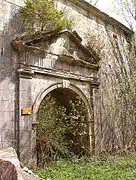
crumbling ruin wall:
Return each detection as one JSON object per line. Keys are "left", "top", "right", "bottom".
{"left": 0, "top": 0, "right": 25, "bottom": 150}
{"left": 0, "top": 0, "right": 133, "bottom": 165}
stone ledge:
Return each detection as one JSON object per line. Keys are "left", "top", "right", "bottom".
{"left": 59, "top": 55, "right": 99, "bottom": 70}
{"left": 19, "top": 66, "right": 99, "bottom": 85}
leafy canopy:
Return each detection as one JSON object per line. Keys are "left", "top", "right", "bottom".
{"left": 20, "top": 0, "right": 72, "bottom": 34}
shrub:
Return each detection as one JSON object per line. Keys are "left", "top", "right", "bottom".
{"left": 36, "top": 93, "right": 89, "bottom": 167}
{"left": 20, "top": 0, "right": 72, "bottom": 34}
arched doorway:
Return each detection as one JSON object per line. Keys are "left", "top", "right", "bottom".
{"left": 32, "top": 82, "right": 92, "bottom": 167}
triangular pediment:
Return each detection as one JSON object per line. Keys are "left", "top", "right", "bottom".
{"left": 44, "top": 31, "right": 100, "bottom": 64}
{"left": 11, "top": 30, "right": 100, "bottom": 66}
{"left": 12, "top": 30, "right": 100, "bottom": 82}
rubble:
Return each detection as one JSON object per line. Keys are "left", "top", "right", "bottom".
{"left": 0, "top": 147, "right": 42, "bottom": 180}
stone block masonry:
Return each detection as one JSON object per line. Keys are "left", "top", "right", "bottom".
{"left": 0, "top": 0, "right": 133, "bottom": 166}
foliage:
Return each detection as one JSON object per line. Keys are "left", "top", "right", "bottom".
{"left": 20, "top": 0, "right": 73, "bottom": 34}
{"left": 106, "top": 3, "right": 136, "bottom": 152}
{"left": 37, "top": 94, "right": 68, "bottom": 167}
{"left": 35, "top": 154, "right": 136, "bottom": 180}
{"left": 86, "top": 20, "right": 136, "bottom": 152}
{"left": 86, "top": 31, "right": 107, "bottom": 56}
{"left": 36, "top": 92, "right": 89, "bottom": 168}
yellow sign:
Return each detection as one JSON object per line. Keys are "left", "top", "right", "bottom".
{"left": 22, "top": 108, "right": 31, "bottom": 115}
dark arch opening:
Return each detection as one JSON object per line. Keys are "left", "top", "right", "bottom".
{"left": 36, "top": 87, "right": 90, "bottom": 167}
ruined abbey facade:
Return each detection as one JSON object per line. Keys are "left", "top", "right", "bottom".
{"left": 0, "top": 0, "right": 134, "bottom": 166}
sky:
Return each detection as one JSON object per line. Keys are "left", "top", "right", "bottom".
{"left": 86, "top": 0, "right": 128, "bottom": 27}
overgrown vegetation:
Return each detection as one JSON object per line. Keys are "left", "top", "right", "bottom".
{"left": 86, "top": 24, "right": 136, "bottom": 152}
{"left": 20, "top": 0, "right": 73, "bottom": 34}
{"left": 86, "top": 31, "right": 107, "bottom": 56}
{"left": 19, "top": 0, "right": 136, "bottom": 167}
{"left": 37, "top": 91, "right": 89, "bottom": 168}
{"left": 35, "top": 154, "right": 136, "bottom": 180}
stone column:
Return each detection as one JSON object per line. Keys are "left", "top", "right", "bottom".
{"left": 89, "top": 82, "right": 99, "bottom": 154}
{"left": 18, "top": 69, "right": 34, "bottom": 166}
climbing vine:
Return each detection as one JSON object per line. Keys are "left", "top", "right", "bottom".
{"left": 86, "top": 29, "right": 136, "bottom": 152}
{"left": 86, "top": 31, "right": 107, "bottom": 56}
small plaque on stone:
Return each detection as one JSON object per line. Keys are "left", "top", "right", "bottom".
{"left": 22, "top": 108, "right": 31, "bottom": 115}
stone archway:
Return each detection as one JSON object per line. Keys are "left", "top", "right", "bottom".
{"left": 31, "top": 81, "right": 93, "bottom": 166}
{"left": 33, "top": 82, "right": 92, "bottom": 124}
{"left": 12, "top": 29, "right": 99, "bottom": 167}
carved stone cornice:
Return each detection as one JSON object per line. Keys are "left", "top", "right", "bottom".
{"left": 59, "top": 55, "right": 99, "bottom": 70}
{"left": 18, "top": 68, "right": 34, "bottom": 79}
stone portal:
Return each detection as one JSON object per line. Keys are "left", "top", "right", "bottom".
{"left": 12, "top": 30, "right": 100, "bottom": 167}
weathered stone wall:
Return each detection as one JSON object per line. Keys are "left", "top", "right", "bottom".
{"left": 56, "top": 0, "right": 133, "bottom": 152}
{"left": 0, "top": 0, "right": 25, "bottom": 149}
{"left": 0, "top": 0, "right": 132, "bottom": 165}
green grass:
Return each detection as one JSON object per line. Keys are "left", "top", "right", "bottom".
{"left": 35, "top": 155, "right": 136, "bottom": 180}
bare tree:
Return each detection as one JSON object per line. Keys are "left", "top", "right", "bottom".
{"left": 89, "top": 0, "right": 99, "bottom": 6}
{"left": 114, "top": 0, "right": 136, "bottom": 30}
